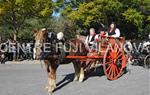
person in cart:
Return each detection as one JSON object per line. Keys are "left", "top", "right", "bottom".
{"left": 106, "top": 22, "right": 121, "bottom": 37}
{"left": 85, "top": 26, "right": 106, "bottom": 52}
{"left": 95, "top": 23, "right": 106, "bottom": 40}
{"left": 85, "top": 28, "right": 97, "bottom": 51}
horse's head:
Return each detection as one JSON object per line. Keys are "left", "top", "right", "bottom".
{"left": 33, "top": 28, "right": 48, "bottom": 59}
{"left": 33, "top": 28, "right": 64, "bottom": 59}
{"left": 33, "top": 28, "right": 48, "bottom": 46}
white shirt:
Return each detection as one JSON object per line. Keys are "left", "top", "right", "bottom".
{"left": 149, "top": 34, "right": 150, "bottom": 39}
{"left": 105, "top": 28, "right": 120, "bottom": 37}
{"left": 85, "top": 35, "right": 96, "bottom": 45}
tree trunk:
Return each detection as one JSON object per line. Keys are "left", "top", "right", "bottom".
{"left": 0, "top": 36, "right": 2, "bottom": 42}
{"left": 13, "top": 30, "right": 17, "bottom": 41}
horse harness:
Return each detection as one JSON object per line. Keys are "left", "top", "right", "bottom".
{"left": 40, "top": 31, "right": 66, "bottom": 65}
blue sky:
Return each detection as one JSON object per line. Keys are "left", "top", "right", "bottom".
{"left": 52, "top": 0, "right": 61, "bottom": 17}
{"left": 52, "top": 0, "right": 57, "bottom": 2}
{"left": 52, "top": 10, "right": 60, "bottom": 17}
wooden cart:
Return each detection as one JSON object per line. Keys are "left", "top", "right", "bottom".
{"left": 66, "top": 36, "right": 127, "bottom": 80}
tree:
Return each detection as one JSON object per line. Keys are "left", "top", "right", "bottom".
{"left": 16, "top": 17, "right": 54, "bottom": 41}
{"left": 61, "top": 0, "right": 123, "bottom": 29}
{"left": 120, "top": 0, "right": 150, "bottom": 39}
{"left": 52, "top": 16, "right": 77, "bottom": 40}
{"left": 58, "top": 0, "right": 150, "bottom": 39}
{"left": 0, "top": 0, "right": 53, "bottom": 41}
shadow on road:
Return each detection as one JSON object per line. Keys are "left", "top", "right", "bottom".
{"left": 54, "top": 66, "right": 105, "bottom": 92}
{"left": 54, "top": 73, "right": 74, "bottom": 92}
{"left": 84, "top": 66, "right": 105, "bottom": 81}
{"left": 54, "top": 66, "right": 129, "bottom": 92}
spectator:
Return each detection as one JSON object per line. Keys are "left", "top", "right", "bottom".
{"left": 11, "top": 44, "right": 17, "bottom": 61}
{"left": 0, "top": 43, "right": 7, "bottom": 64}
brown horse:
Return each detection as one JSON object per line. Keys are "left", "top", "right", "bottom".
{"left": 67, "top": 38, "right": 89, "bottom": 82}
{"left": 33, "top": 28, "right": 58, "bottom": 92}
{"left": 33, "top": 28, "right": 89, "bottom": 92}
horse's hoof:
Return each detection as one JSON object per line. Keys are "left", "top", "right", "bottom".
{"left": 73, "top": 76, "right": 79, "bottom": 81}
{"left": 45, "top": 86, "right": 48, "bottom": 89}
{"left": 78, "top": 78, "right": 84, "bottom": 82}
{"left": 45, "top": 85, "right": 55, "bottom": 93}
{"left": 47, "top": 89, "right": 53, "bottom": 93}
{"left": 79, "top": 74, "right": 84, "bottom": 82}
{"left": 47, "top": 87, "right": 55, "bottom": 93}
{"left": 79, "top": 79, "right": 83, "bottom": 82}
{"left": 73, "top": 78, "right": 78, "bottom": 81}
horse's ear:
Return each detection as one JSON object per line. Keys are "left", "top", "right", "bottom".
{"left": 32, "top": 29, "right": 38, "bottom": 33}
{"left": 40, "top": 28, "right": 48, "bottom": 34}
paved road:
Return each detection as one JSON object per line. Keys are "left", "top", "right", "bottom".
{"left": 0, "top": 61, "right": 149, "bottom": 95}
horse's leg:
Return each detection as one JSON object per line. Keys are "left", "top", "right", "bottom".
{"left": 44, "top": 60, "right": 50, "bottom": 90}
{"left": 47, "top": 61, "right": 58, "bottom": 92}
{"left": 33, "top": 48, "right": 36, "bottom": 59}
{"left": 44, "top": 59, "right": 56, "bottom": 92}
{"left": 79, "top": 61, "right": 85, "bottom": 82}
{"left": 73, "top": 61, "right": 80, "bottom": 81}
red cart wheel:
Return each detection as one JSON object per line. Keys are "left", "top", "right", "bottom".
{"left": 144, "top": 54, "right": 150, "bottom": 69}
{"left": 103, "top": 44, "right": 126, "bottom": 80}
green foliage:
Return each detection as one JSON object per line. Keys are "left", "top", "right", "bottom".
{"left": 59, "top": 0, "right": 150, "bottom": 39}
{"left": 63, "top": 0, "right": 122, "bottom": 28}
{"left": 0, "top": 0, "right": 149, "bottom": 41}
{"left": 0, "top": 26, "right": 14, "bottom": 39}
{"left": 147, "top": 16, "right": 150, "bottom": 21}
{"left": 122, "top": 8, "right": 144, "bottom": 27}
{"left": 52, "top": 16, "right": 77, "bottom": 39}
{"left": 0, "top": 0, "right": 53, "bottom": 40}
